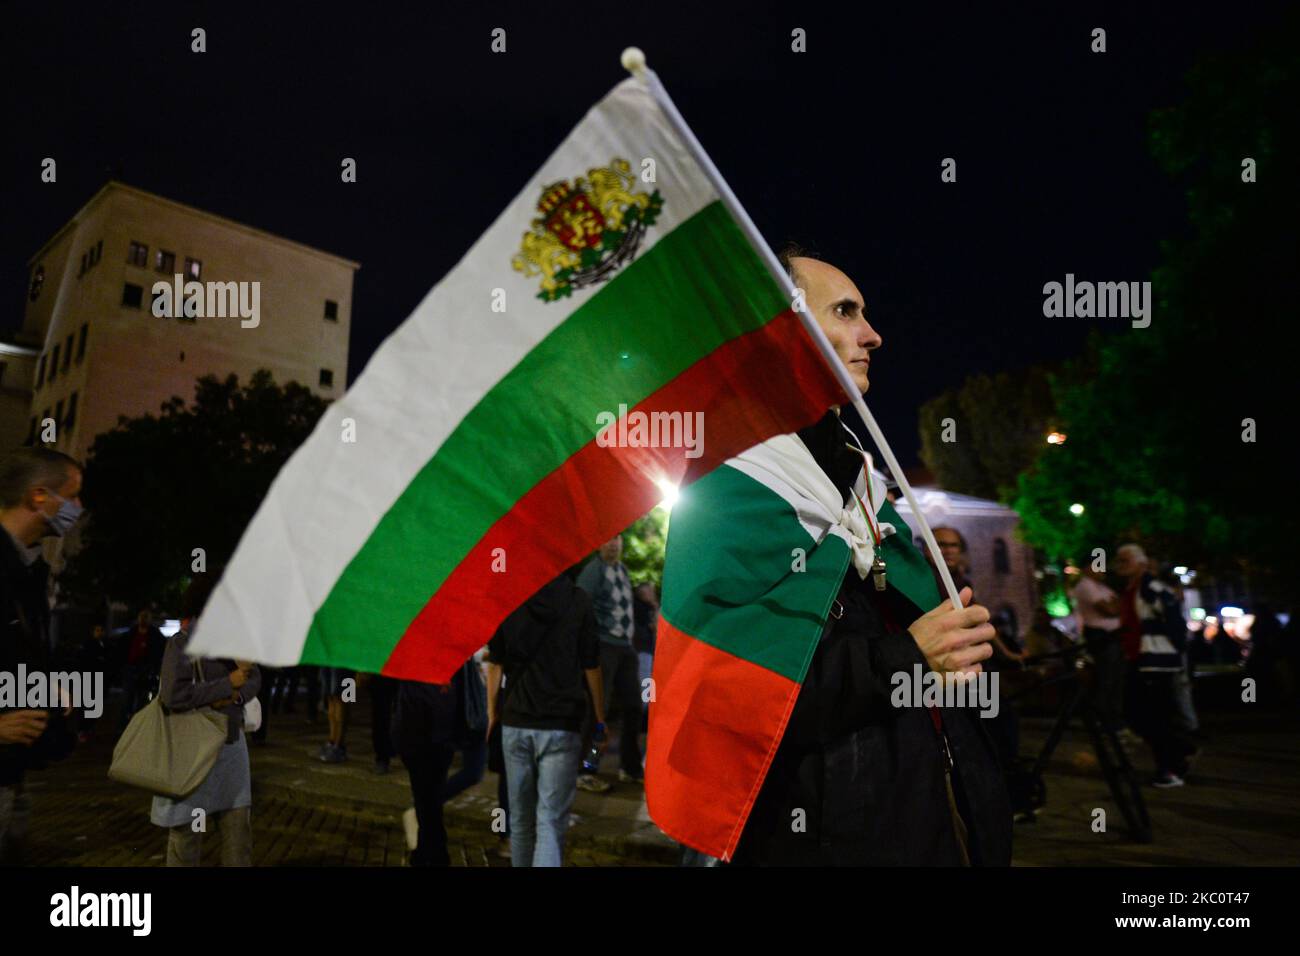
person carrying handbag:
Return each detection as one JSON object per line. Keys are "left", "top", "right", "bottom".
{"left": 150, "top": 574, "right": 260, "bottom": 866}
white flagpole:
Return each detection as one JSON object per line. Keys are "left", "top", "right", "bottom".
{"left": 622, "top": 48, "right": 963, "bottom": 610}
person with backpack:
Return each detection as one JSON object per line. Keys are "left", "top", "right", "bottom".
{"left": 486, "top": 571, "right": 605, "bottom": 867}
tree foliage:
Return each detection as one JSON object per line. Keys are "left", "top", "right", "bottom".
{"left": 622, "top": 505, "right": 669, "bottom": 590}
{"left": 919, "top": 366, "right": 1058, "bottom": 503}
{"left": 1014, "top": 23, "right": 1299, "bottom": 589}
{"left": 67, "top": 370, "right": 328, "bottom": 609}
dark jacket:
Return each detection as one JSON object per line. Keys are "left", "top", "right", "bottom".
{"left": 395, "top": 658, "right": 485, "bottom": 754}
{"left": 114, "top": 623, "right": 165, "bottom": 674}
{"left": 1129, "top": 573, "right": 1187, "bottom": 673}
{"left": 157, "top": 625, "right": 261, "bottom": 745}
{"left": 488, "top": 574, "right": 598, "bottom": 732}
{"left": 730, "top": 412, "right": 1012, "bottom": 866}
{"left": 0, "top": 531, "right": 75, "bottom": 785}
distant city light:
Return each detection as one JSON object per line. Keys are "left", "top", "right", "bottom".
{"left": 1220, "top": 606, "right": 1244, "bottom": 619}
{"left": 1069, "top": 502, "right": 1085, "bottom": 516}
{"left": 1174, "top": 566, "right": 1188, "bottom": 575}
{"left": 1046, "top": 432, "right": 1067, "bottom": 445}
{"left": 1189, "top": 607, "right": 1206, "bottom": 621}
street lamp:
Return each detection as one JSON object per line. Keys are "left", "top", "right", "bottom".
{"left": 1046, "top": 431, "right": 1067, "bottom": 445}
{"left": 1069, "top": 502, "right": 1085, "bottom": 516}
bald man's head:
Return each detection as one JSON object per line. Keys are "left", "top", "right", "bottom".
{"left": 777, "top": 246, "right": 882, "bottom": 394}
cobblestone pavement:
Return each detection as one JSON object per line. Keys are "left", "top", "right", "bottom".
{"left": 18, "top": 683, "right": 1299, "bottom": 867}
{"left": 22, "top": 688, "right": 673, "bottom": 867}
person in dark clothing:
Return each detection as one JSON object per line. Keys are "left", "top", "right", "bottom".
{"left": 76, "top": 625, "right": 111, "bottom": 742}
{"left": 486, "top": 573, "right": 605, "bottom": 867}
{"left": 575, "top": 537, "right": 641, "bottom": 786}
{"left": 442, "top": 653, "right": 488, "bottom": 798}
{"left": 0, "top": 448, "right": 84, "bottom": 864}
{"left": 395, "top": 657, "right": 484, "bottom": 866}
{"left": 367, "top": 673, "right": 398, "bottom": 773}
{"left": 730, "top": 409, "right": 1011, "bottom": 865}
{"left": 727, "top": 253, "right": 1011, "bottom": 866}
{"left": 114, "top": 609, "right": 165, "bottom": 730}
{"left": 632, "top": 583, "right": 659, "bottom": 734}
{"left": 1114, "top": 543, "right": 1196, "bottom": 787}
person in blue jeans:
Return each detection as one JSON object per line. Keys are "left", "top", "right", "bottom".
{"left": 487, "top": 571, "right": 605, "bottom": 867}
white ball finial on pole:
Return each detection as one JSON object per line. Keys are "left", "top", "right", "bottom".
{"left": 621, "top": 47, "right": 647, "bottom": 77}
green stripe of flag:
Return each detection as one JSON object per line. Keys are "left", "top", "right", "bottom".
{"left": 659, "top": 463, "right": 850, "bottom": 682}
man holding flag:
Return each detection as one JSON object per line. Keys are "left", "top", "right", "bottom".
{"left": 189, "top": 50, "right": 1009, "bottom": 865}
{"left": 645, "top": 250, "right": 1013, "bottom": 865}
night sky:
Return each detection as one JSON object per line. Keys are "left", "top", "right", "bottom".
{"left": 1, "top": 3, "right": 1287, "bottom": 467}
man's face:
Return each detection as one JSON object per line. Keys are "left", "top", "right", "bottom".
{"left": 790, "top": 257, "right": 882, "bottom": 394}
{"left": 599, "top": 536, "right": 623, "bottom": 563}
{"left": 1114, "top": 550, "right": 1144, "bottom": 580}
{"left": 36, "top": 467, "right": 83, "bottom": 523}
{"left": 934, "top": 528, "right": 965, "bottom": 572}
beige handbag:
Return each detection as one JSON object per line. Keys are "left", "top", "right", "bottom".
{"left": 108, "top": 660, "right": 228, "bottom": 798}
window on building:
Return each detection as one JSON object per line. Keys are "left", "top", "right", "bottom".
{"left": 76, "top": 324, "right": 88, "bottom": 362}
{"left": 128, "top": 241, "right": 148, "bottom": 267}
{"left": 993, "top": 538, "right": 1010, "bottom": 575}
{"left": 29, "top": 265, "right": 45, "bottom": 302}
{"left": 49, "top": 345, "right": 59, "bottom": 381}
{"left": 156, "top": 249, "right": 175, "bottom": 273}
{"left": 54, "top": 399, "right": 64, "bottom": 431}
{"left": 185, "top": 257, "right": 202, "bottom": 280}
{"left": 324, "top": 300, "right": 339, "bottom": 322}
{"left": 36, "top": 354, "right": 46, "bottom": 389}
{"left": 319, "top": 368, "right": 334, "bottom": 388}
{"left": 64, "top": 392, "right": 78, "bottom": 432}
{"left": 93, "top": 239, "right": 103, "bottom": 264}
{"left": 62, "top": 334, "right": 73, "bottom": 371}
{"left": 122, "top": 283, "right": 143, "bottom": 309}
{"left": 79, "top": 253, "right": 87, "bottom": 277}
{"left": 25, "top": 417, "right": 35, "bottom": 446}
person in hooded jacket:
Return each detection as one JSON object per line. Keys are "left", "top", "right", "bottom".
{"left": 486, "top": 571, "right": 605, "bottom": 867}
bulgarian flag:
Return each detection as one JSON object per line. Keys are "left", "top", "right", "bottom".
{"left": 646, "top": 433, "right": 943, "bottom": 861}
{"left": 187, "top": 61, "right": 846, "bottom": 681}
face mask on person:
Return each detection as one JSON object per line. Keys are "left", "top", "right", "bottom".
{"left": 43, "top": 491, "right": 84, "bottom": 537}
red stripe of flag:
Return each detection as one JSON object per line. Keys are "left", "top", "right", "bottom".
{"left": 383, "top": 309, "right": 843, "bottom": 681}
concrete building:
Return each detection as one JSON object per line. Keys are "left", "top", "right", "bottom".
{"left": 894, "top": 487, "right": 1040, "bottom": 637}
{"left": 13, "top": 181, "right": 358, "bottom": 461}
{"left": 0, "top": 335, "right": 41, "bottom": 451}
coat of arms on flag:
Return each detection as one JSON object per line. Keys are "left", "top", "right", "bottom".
{"left": 512, "top": 158, "right": 664, "bottom": 301}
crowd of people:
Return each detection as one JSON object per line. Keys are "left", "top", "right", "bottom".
{"left": 922, "top": 523, "right": 1207, "bottom": 791}
{"left": 0, "top": 447, "right": 658, "bottom": 868}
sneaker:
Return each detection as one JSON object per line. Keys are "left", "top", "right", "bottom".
{"left": 617, "top": 769, "right": 644, "bottom": 784}
{"left": 320, "top": 743, "right": 348, "bottom": 764}
{"left": 576, "top": 773, "right": 612, "bottom": 793}
{"left": 373, "top": 757, "right": 391, "bottom": 775}
{"left": 1151, "top": 772, "right": 1185, "bottom": 789}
